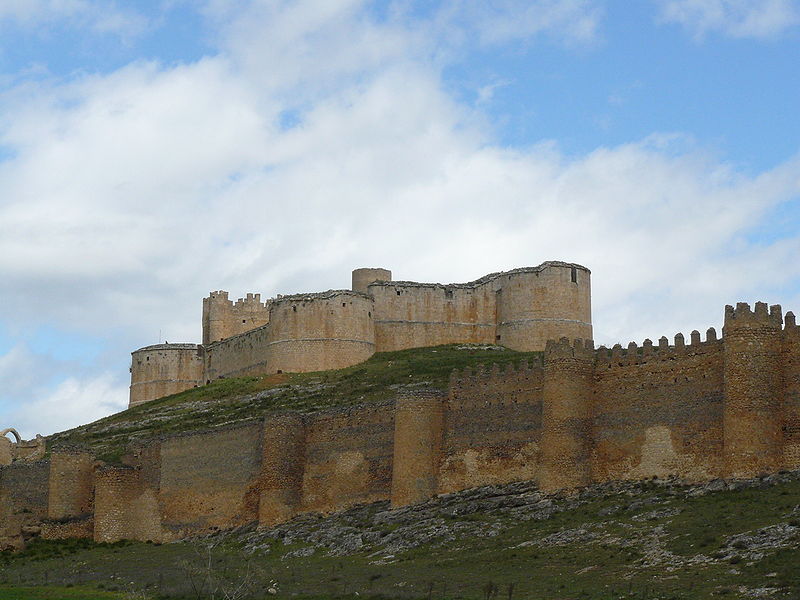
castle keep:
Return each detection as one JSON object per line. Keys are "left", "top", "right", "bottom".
{"left": 130, "top": 261, "right": 592, "bottom": 406}
{"left": 2, "top": 261, "right": 800, "bottom": 550}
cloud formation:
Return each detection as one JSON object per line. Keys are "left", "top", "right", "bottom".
{"left": 0, "top": 0, "right": 149, "bottom": 38}
{"left": 658, "top": 0, "right": 800, "bottom": 39}
{"left": 1, "top": 0, "right": 799, "bottom": 436}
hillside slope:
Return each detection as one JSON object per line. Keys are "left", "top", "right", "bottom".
{"left": 46, "top": 344, "right": 539, "bottom": 461}
{"left": 2, "top": 472, "right": 799, "bottom": 599}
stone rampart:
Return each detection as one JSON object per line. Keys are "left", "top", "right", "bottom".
{"left": 158, "top": 422, "right": 262, "bottom": 539}
{"left": 592, "top": 330, "right": 725, "bottom": 484}
{"left": 9, "top": 302, "right": 800, "bottom": 546}
{"left": 301, "top": 402, "right": 395, "bottom": 514}
{"left": 441, "top": 358, "right": 545, "bottom": 493}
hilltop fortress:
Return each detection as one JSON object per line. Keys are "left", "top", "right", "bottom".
{"left": 130, "top": 262, "right": 592, "bottom": 406}
{"left": 2, "top": 260, "right": 800, "bottom": 549}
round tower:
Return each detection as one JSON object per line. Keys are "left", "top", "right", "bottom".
{"left": 496, "top": 262, "right": 591, "bottom": 351}
{"left": 129, "top": 344, "right": 204, "bottom": 408}
{"left": 723, "top": 302, "right": 784, "bottom": 478}
{"left": 265, "top": 292, "right": 376, "bottom": 373}
{"left": 539, "top": 337, "right": 595, "bottom": 492}
{"left": 352, "top": 268, "right": 392, "bottom": 294}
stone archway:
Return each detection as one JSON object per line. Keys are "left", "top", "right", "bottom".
{"left": 1, "top": 428, "right": 22, "bottom": 443}
{"left": 0, "top": 428, "right": 21, "bottom": 466}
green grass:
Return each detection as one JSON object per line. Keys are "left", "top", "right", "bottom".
{"left": 46, "top": 345, "right": 540, "bottom": 461}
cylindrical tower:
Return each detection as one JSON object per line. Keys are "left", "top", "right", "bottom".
{"left": 129, "top": 344, "right": 204, "bottom": 407}
{"left": 48, "top": 448, "right": 94, "bottom": 521}
{"left": 539, "top": 337, "right": 595, "bottom": 492}
{"left": 259, "top": 413, "right": 307, "bottom": 526}
{"left": 265, "top": 291, "right": 376, "bottom": 373}
{"left": 390, "top": 389, "right": 445, "bottom": 507}
{"left": 495, "top": 262, "right": 591, "bottom": 351}
{"left": 352, "top": 268, "right": 392, "bottom": 294}
{"left": 723, "top": 302, "right": 784, "bottom": 478}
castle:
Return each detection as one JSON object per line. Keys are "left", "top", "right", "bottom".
{"left": 2, "top": 260, "right": 799, "bottom": 550}
{"left": 129, "top": 262, "right": 592, "bottom": 406}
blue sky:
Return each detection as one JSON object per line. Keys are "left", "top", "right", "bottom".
{"left": 1, "top": 0, "right": 800, "bottom": 438}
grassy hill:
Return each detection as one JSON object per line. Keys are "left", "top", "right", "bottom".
{"left": 2, "top": 472, "right": 799, "bottom": 599}
{"left": 46, "top": 344, "right": 540, "bottom": 462}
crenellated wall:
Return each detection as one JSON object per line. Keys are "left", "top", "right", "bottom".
{"left": 202, "top": 291, "right": 272, "bottom": 345}
{"left": 592, "top": 330, "right": 725, "bottom": 484}
{"left": 10, "top": 300, "right": 800, "bottom": 546}
{"left": 441, "top": 359, "right": 544, "bottom": 493}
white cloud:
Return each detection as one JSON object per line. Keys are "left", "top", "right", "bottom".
{"left": 1, "top": 0, "right": 799, "bottom": 435}
{"left": 10, "top": 374, "right": 128, "bottom": 439}
{"left": 448, "top": 0, "right": 602, "bottom": 46}
{"left": 657, "top": 0, "right": 800, "bottom": 39}
{"left": 0, "top": 0, "right": 149, "bottom": 38}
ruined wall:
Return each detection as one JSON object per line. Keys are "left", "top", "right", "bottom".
{"left": 158, "top": 422, "right": 262, "bottom": 538}
{"left": 0, "top": 461, "right": 49, "bottom": 550}
{"left": 592, "top": 331, "right": 725, "bottom": 483}
{"left": 129, "top": 344, "right": 204, "bottom": 407}
{"left": 440, "top": 359, "right": 545, "bottom": 494}
{"left": 301, "top": 402, "right": 394, "bottom": 514}
{"left": 202, "top": 291, "right": 271, "bottom": 345}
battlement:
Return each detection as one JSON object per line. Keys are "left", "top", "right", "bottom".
{"left": 544, "top": 337, "right": 595, "bottom": 359}
{"left": 207, "top": 290, "right": 229, "bottom": 301}
{"left": 596, "top": 327, "right": 722, "bottom": 367}
{"left": 450, "top": 357, "right": 544, "bottom": 385}
{"left": 233, "top": 293, "right": 271, "bottom": 309}
{"left": 724, "top": 301, "right": 783, "bottom": 330}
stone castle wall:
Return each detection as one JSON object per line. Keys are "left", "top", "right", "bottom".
{"left": 0, "top": 461, "right": 49, "bottom": 550}
{"left": 130, "top": 261, "right": 591, "bottom": 407}
{"left": 7, "top": 301, "right": 800, "bottom": 548}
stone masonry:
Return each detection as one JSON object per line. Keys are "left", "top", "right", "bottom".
{"left": 129, "top": 261, "right": 592, "bottom": 407}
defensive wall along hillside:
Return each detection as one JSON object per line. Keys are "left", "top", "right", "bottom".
{"left": 4, "top": 301, "right": 800, "bottom": 548}
{"left": 129, "top": 261, "right": 592, "bottom": 407}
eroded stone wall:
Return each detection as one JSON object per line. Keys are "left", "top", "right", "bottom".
{"left": 10, "top": 302, "right": 800, "bottom": 545}
{"left": 301, "top": 402, "right": 394, "bottom": 514}
{"left": 0, "top": 461, "right": 49, "bottom": 550}
{"left": 440, "top": 359, "right": 545, "bottom": 493}
{"left": 592, "top": 333, "right": 725, "bottom": 484}
{"left": 158, "top": 423, "right": 262, "bottom": 538}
